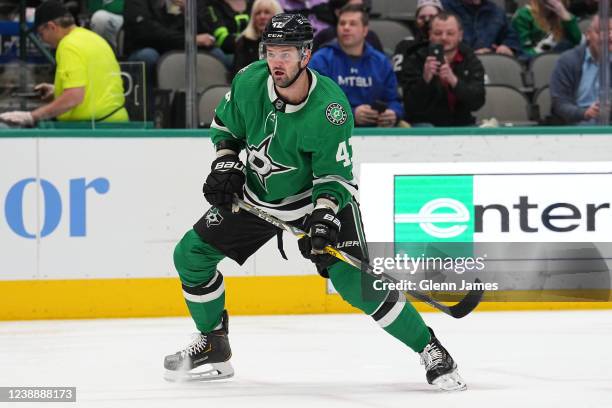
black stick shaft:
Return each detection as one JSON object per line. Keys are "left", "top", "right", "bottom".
{"left": 234, "top": 198, "right": 483, "bottom": 318}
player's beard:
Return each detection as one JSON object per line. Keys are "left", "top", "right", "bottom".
{"left": 271, "top": 62, "right": 302, "bottom": 88}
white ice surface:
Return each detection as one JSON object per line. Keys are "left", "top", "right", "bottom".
{"left": 1, "top": 310, "right": 611, "bottom": 408}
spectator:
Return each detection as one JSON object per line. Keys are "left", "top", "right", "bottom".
{"left": 568, "top": 0, "right": 597, "bottom": 20}
{"left": 124, "top": 0, "right": 219, "bottom": 78}
{"left": 88, "top": 0, "right": 124, "bottom": 52}
{"left": 400, "top": 12, "right": 485, "bottom": 126}
{"left": 512, "top": 0, "right": 582, "bottom": 57}
{"left": 278, "top": 0, "right": 333, "bottom": 33}
{"left": 313, "top": 0, "right": 384, "bottom": 52}
{"left": 442, "top": 0, "right": 521, "bottom": 56}
{"left": 233, "top": 0, "right": 283, "bottom": 76}
{"left": 393, "top": 0, "right": 443, "bottom": 85}
{"left": 0, "top": 1, "right": 128, "bottom": 126}
{"left": 550, "top": 16, "right": 612, "bottom": 125}
{"left": 202, "top": 0, "right": 250, "bottom": 57}
{"left": 309, "top": 4, "right": 403, "bottom": 127}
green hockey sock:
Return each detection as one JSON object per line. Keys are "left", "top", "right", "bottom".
{"left": 173, "top": 229, "right": 226, "bottom": 333}
{"left": 328, "top": 260, "right": 431, "bottom": 352}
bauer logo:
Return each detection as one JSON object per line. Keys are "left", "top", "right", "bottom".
{"left": 394, "top": 175, "right": 474, "bottom": 242}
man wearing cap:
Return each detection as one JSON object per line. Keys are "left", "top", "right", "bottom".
{"left": 0, "top": 1, "right": 128, "bottom": 126}
{"left": 393, "top": 0, "right": 443, "bottom": 86}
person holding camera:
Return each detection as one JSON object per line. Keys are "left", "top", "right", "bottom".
{"left": 309, "top": 4, "right": 403, "bottom": 127}
{"left": 400, "top": 12, "right": 485, "bottom": 126}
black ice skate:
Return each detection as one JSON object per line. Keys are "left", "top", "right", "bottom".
{"left": 164, "top": 310, "right": 233, "bottom": 382}
{"left": 419, "top": 327, "right": 466, "bottom": 391}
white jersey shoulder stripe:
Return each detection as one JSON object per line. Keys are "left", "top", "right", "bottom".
{"left": 313, "top": 175, "right": 359, "bottom": 198}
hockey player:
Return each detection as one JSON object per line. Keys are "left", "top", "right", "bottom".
{"left": 164, "top": 13, "right": 466, "bottom": 391}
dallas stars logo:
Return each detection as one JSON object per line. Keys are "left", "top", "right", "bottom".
{"left": 205, "top": 207, "right": 223, "bottom": 227}
{"left": 247, "top": 135, "right": 295, "bottom": 191}
{"left": 326, "top": 103, "right": 347, "bottom": 126}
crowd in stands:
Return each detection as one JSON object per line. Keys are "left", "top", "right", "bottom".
{"left": 0, "top": 0, "right": 606, "bottom": 127}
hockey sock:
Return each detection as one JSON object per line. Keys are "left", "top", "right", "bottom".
{"left": 328, "top": 261, "right": 431, "bottom": 353}
{"left": 174, "top": 229, "right": 226, "bottom": 333}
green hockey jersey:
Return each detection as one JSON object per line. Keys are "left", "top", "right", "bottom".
{"left": 210, "top": 60, "right": 357, "bottom": 221}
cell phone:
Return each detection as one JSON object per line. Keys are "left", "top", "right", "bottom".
{"left": 10, "top": 91, "right": 40, "bottom": 98}
{"left": 371, "top": 100, "right": 388, "bottom": 114}
{"left": 428, "top": 43, "right": 446, "bottom": 65}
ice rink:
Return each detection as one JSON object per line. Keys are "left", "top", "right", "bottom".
{"left": 1, "top": 310, "right": 611, "bottom": 408}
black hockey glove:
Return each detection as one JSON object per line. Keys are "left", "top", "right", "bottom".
{"left": 202, "top": 155, "right": 245, "bottom": 210}
{"left": 298, "top": 207, "right": 341, "bottom": 276}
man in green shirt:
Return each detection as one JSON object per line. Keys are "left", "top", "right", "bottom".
{"left": 0, "top": 1, "right": 128, "bottom": 126}
{"left": 163, "top": 13, "right": 467, "bottom": 392}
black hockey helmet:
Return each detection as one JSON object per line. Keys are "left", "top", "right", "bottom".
{"left": 259, "top": 13, "right": 314, "bottom": 60}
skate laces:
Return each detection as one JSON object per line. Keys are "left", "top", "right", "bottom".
{"left": 420, "top": 343, "right": 444, "bottom": 370}
{"left": 182, "top": 334, "right": 209, "bottom": 357}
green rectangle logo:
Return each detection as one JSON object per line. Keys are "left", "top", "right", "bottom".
{"left": 394, "top": 175, "right": 474, "bottom": 242}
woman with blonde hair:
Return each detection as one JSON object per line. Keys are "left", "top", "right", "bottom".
{"left": 232, "top": 0, "right": 283, "bottom": 76}
{"left": 512, "top": 0, "right": 582, "bottom": 57}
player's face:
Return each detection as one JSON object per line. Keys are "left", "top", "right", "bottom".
{"left": 429, "top": 18, "right": 462, "bottom": 54}
{"left": 265, "top": 45, "right": 304, "bottom": 87}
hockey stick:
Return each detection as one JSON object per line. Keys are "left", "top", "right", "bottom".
{"left": 233, "top": 197, "right": 483, "bottom": 319}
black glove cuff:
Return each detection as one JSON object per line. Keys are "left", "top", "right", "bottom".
{"left": 215, "top": 139, "right": 242, "bottom": 153}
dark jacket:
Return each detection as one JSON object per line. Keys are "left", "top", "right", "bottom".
{"left": 550, "top": 44, "right": 588, "bottom": 124}
{"left": 201, "top": 0, "right": 250, "bottom": 54}
{"left": 402, "top": 42, "right": 485, "bottom": 126}
{"left": 442, "top": 0, "right": 521, "bottom": 54}
{"left": 123, "top": 0, "right": 210, "bottom": 55}
{"left": 232, "top": 35, "right": 260, "bottom": 77}
{"left": 393, "top": 36, "right": 428, "bottom": 89}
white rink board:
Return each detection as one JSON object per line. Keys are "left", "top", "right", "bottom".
{"left": 0, "top": 138, "right": 313, "bottom": 281}
{"left": 3, "top": 136, "right": 612, "bottom": 281}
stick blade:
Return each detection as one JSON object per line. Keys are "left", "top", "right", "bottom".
{"left": 448, "top": 279, "right": 485, "bottom": 319}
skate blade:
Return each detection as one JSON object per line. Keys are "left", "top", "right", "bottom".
{"left": 164, "top": 361, "right": 234, "bottom": 382}
{"left": 432, "top": 369, "right": 467, "bottom": 392}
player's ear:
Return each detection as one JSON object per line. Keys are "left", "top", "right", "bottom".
{"left": 302, "top": 48, "right": 312, "bottom": 68}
